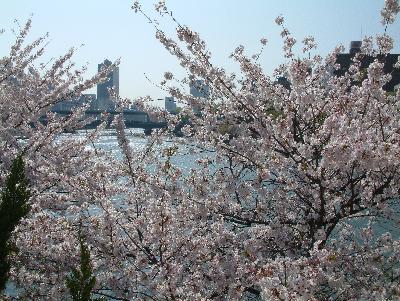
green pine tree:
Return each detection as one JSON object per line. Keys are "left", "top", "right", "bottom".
{"left": 0, "top": 155, "right": 31, "bottom": 292}
{"left": 66, "top": 233, "right": 105, "bottom": 301}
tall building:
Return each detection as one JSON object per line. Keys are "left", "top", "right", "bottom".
{"left": 335, "top": 41, "right": 400, "bottom": 92}
{"left": 190, "top": 79, "right": 209, "bottom": 98}
{"left": 165, "top": 96, "right": 177, "bottom": 113}
{"left": 97, "top": 59, "right": 119, "bottom": 111}
{"left": 190, "top": 80, "right": 209, "bottom": 115}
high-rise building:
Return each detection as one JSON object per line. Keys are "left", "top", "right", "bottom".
{"left": 335, "top": 41, "right": 400, "bottom": 92}
{"left": 96, "top": 59, "right": 119, "bottom": 111}
{"left": 165, "top": 96, "right": 177, "bottom": 113}
{"left": 190, "top": 80, "right": 209, "bottom": 114}
{"left": 190, "top": 79, "right": 209, "bottom": 98}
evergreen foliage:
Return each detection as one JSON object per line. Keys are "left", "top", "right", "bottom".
{"left": 66, "top": 233, "right": 104, "bottom": 301}
{"left": 0, "top": 155, "right": 31, "bottom": 291}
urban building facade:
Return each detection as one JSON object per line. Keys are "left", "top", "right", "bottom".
{"left": 165, "top": 96, "right": 177, "bottom": 113}
{"left": 335, "top": 41, "right": 400, "bottom": 92}
{"left": 190, "top": 79, "right": 210, "bottom": 98}
{"left": 52, "top": 94, "right": 96, "bottom": 112}
{"left": 96, "top": 59, "right": 119, "bottom": 110}
{"left": 190, "top": 80, "right": 209, "bottom": 115}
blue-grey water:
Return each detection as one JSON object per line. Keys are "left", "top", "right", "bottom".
{"left": 74, "top": 128, "right": 204, "bottom": 172}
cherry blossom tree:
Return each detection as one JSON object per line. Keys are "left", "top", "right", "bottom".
{"left": 116, "top": 0, "right": 400, "bottom": 300}
{"left": 0, "top": 19, "right": 120, "bottom": 299}
{"left": 2, "top": 0, "right": 400, "bottom": 300}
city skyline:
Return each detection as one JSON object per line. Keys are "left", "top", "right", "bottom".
{"left": 1, "top": 1, "right": 400, "bottom": 107}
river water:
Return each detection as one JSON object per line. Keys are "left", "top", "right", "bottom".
{"left": 79, "top": 128, "right": 204, "bottom": 171}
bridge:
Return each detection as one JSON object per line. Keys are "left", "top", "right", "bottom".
{"left": 48, "top": 110, "right": 167, "bottom": 133}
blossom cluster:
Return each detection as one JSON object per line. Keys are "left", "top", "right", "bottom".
{"left": 1, "top": 1, "right": 400, "bottom": 300}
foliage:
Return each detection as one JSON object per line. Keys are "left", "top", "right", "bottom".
{"left": 0, "top": 155, "right": 30, "bottom": 292}
{"left": 66, "top": 232, "right": 105, "bottom": 301}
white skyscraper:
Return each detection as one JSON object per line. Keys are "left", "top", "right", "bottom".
{"left": 96, "top": 59, "right": 119, "bottom": 111}
{"left": 165, "top": 96, "right": 177, "bottom": 113}
{"left": 189, "top": 80, "right": 209, "bottom": 114}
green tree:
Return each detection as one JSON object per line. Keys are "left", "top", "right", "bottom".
{"left": 0, "top": 155, "right": 31, "bottom": 291}
{"left": 66, "top": 233, "right": 104, "bottom": 301}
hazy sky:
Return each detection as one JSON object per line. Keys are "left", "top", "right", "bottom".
{"left": 1, "top": 1, "right": 399, "bottom": 107}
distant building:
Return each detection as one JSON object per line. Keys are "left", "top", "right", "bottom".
{"left": 96, "top": 59, "right": 119, "bottom": 110}
{"left": 51, "top": 98, "right": 80, "bottom": 112}
{"left": 276, "top": 76, "right": 291, "bottom": 90}
{"left": 335, "top": 41, "right": 400, "bottom": 92}
{"left": 82, "top": 94, "right": 97, "bottom": 109}
{"left": 190, "top": 79, "right": 209, "bottom": 98}
{"left": 165, "top": 96, "right": 177, "bottom": 113}
{"left": 123, "top": 111, "right": 149, "bottom": 123}
{"left": 125, "top": 104, "right": 138, "bottom": 112}
{"left": 190, "top": 80, "right": 209, "bottom": 114}
{"left": 52, "top": 93, "right": 96, "bottom": 112}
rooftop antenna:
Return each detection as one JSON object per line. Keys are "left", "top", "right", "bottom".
{"left": 360, "top": 25, "right": 363, "bottom": 40}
